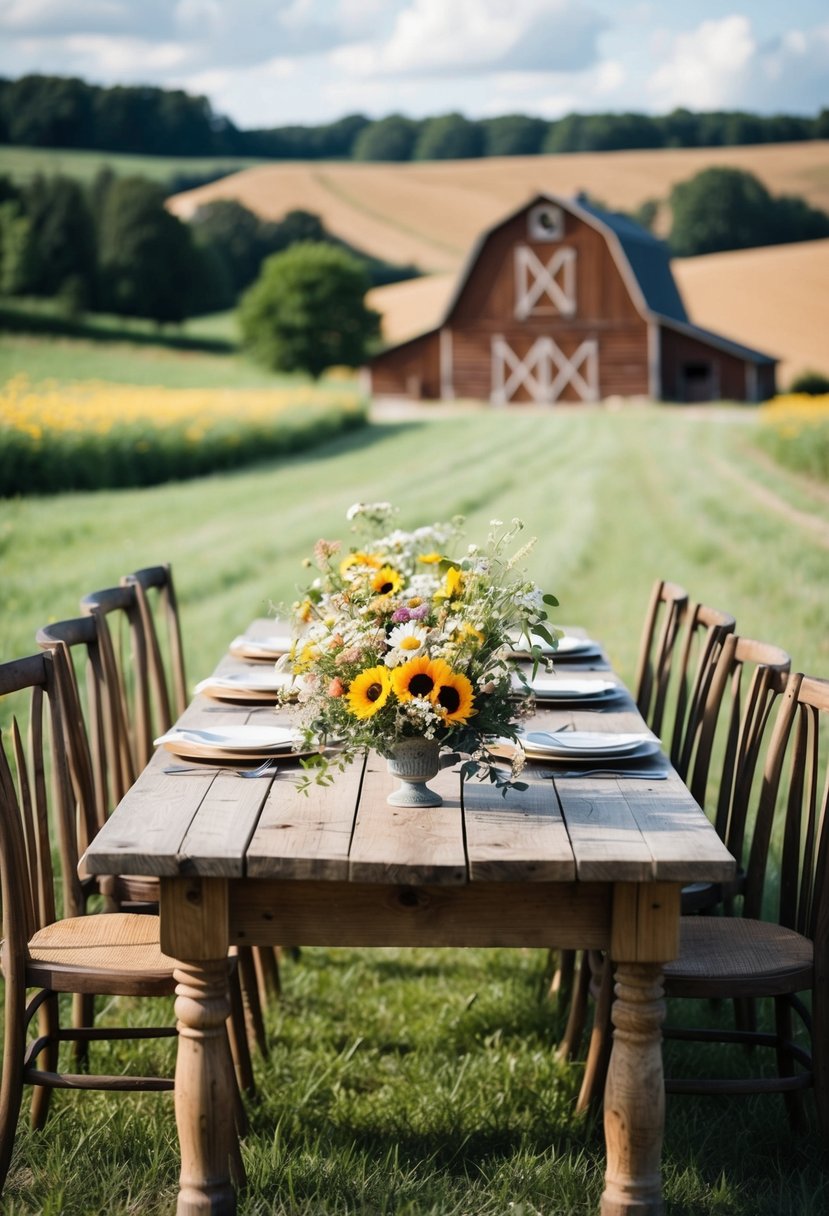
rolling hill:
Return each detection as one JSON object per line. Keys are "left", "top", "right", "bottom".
{"left": 167, "top": 141, "right": 829, "bottom": 274}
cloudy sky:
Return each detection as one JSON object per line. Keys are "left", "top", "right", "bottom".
{"left": 1, "top": 1, "right": 827, "bottom": 130}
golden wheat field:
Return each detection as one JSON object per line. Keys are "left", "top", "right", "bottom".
{"left": 168, "top": 141, "right": 829, "bottom": 274}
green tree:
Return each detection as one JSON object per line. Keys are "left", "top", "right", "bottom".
{"left": 352, "top": 115, "right": 419, "bottom": 162}
{"left": 413, "top": 113, "right": 484, "bottom": 160}
{"left": 239, "top": 242, "right": 380, "bottom": 378}
{"left": 481, "top": 115, "right": 548, "bottom": 157}
{"left": 97, "top": 176, "right": 201, "bottom": 322}
{"left": 669, "top": 166, "right": 829, "bottom": 255}
{"left": 0, "top": 201, "right": 35, "bottom": 295}
{"left": 20, "top": 173, "right": 98, "bottom": 303}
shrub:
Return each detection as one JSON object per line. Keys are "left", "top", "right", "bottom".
{"left": 789, "top": 370, "right": 829, "bottom": 395}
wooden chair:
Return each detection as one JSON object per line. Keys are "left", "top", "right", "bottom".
{"left": 668, "top": 599, "right": 737, "bottom": 780}
{"left": 35, "top": 615, "right": 258, "bottom": 1089}
{"left": 80, "top": 570, "right": 183, "bottom": 772}
{"left": 633, "top": 579, "right": 689, "bottom": 737}
{"left": 661, "top": 670, "right": 829, "bottom": 1134}
{"left": 120, "top": 564, "right": 188, "bottom": 745}
{"left": 573, "top": 631, "right": 791, "bottom": 1112}
{"left": 0, "top": 650, "right": 244, "bottom": 1194}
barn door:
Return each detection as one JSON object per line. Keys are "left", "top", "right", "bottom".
{"left": 491, "top": 336, "right": 599, "bottom": 404}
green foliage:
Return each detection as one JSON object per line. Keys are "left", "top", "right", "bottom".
{"left": 481, "top": 114, "right": 547, "bottom": 157}
{"left": 18, "top": 173, "right": 97, "bottom": 302}
{"left": 96, "top": 175, "right": 202, "bottom": 322}
{"left": 0, "top": 200, "right": 34, "bottom": 294}
{"left": 789, "top": 370, "right": 829, "bottom": 395}
{"left": 668, "top": 166, "right": 829, "bottom": 255}
{"left": 239, "top": 241, "right": 380, "bottom": 378}
{"left": 413, "top": 113, "right": 485, "bottom": 161}
{"left": 352, "top": 114, "right": 420, "bottom": 162}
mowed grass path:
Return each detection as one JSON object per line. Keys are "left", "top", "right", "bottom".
{"left": 2, "top": 405, "right": 829, "bottom": 1214}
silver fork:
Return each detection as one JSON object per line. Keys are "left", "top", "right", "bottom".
{"left": 163, "top": 758, "right": 278, "bottom": 778}
{"left": 548, "top": 767, "right": 669, "bottom": 779}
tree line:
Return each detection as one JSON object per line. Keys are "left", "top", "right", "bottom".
{"left": 0, "top": 171, "right": 416, "bottom": 324}
{"left": 1, "top": 74, "right": 828, "bottom": 161}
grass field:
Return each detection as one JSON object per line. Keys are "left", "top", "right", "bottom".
{"left": 0, "top": 144, "right": 266, "bottom": 187}
{"left": 3, "top": 405, "right": 829, "bottom": 1213}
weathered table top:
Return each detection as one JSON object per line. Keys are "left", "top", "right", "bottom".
{"left": 83, "top": 620, "right": 735, "bottom": 892}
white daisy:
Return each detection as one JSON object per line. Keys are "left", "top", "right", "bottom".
{"left": 384, "top": 621, "right": 429, "bottom": 667}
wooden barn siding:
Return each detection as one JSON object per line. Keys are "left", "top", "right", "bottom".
{"left": 448, "top": 209, "right": 642, "bottom": 329}
{"left": 450, "top": 324, "right": 650, "bottom": 403}
{"left": 659, "top": 329, "right": 772, "bottom": 402}
{"left": 370, "top": 331, "right": 441, "bottom": 398}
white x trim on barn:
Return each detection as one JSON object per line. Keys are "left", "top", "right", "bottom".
{"left": 491, "top": 336, "right": 599, "bottom": 404}
{"left": 514, "top": 245, "right": 577, "bottom": 320}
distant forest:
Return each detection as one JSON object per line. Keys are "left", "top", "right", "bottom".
{"left": 1, "top": 73, "right": 828, "bottom": 162}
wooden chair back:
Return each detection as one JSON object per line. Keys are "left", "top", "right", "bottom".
{"left": 121, "top": 562, "right": 188, "bottom": 725}
{"left": 669, "top": 600, "right": 736, "bottom": 779}
{"left": 680, "top": 633, "right": 791, "bottom": 913}
{"left": 36, "top": 613, "right": 134, "bottom": 844}
{"left": 633, "top": 579, "right": 689, "bottom": 737}
{"left": 744, "top": 673, "right": 829, "bottom": 934}
{"left": 78, "top": 581, "right": 161, "bottom": 772}
{"left": 0, "top": 651, "right": 77, "bottom": 935}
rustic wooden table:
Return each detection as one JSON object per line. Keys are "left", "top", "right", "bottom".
{"left": 81, "top": 621, "right": 735, "bottom": 1216}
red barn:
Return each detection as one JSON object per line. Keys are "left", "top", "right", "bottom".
{"left": 366, "top": 192, "right": 777, "bottom": 404}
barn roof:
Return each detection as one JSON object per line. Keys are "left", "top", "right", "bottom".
{"left": 440, "top": 190, "right": 691, "bottom": 328}
{"left": 659, "top": 315, "right": 778, "bottom": 365}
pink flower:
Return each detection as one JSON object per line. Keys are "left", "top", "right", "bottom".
{"left": 328, "top": 677, "right": 346, "bottom": 697}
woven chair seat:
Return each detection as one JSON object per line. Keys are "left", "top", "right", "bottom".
{"left": 664, "top": 916, "right": 813, "bottom": 997}
{"left": 25, "top": 913, "right": 176, "bottom": 994}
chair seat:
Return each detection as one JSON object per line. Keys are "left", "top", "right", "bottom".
{"left": 22, "top": 913, "right": 176, "bottom": 995}
{"left": 664, "top": 916, "right": 813, "bottom": 998}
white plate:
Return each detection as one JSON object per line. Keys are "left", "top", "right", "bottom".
{"left": 510, "top": 633, "right": 603, "bottom": 659}
{"left": 512, "top": 676, "right": 618, "bottom": 701}
{"left": 194, "top": 671, "right": 298, "bottom": 700}
{"left": 229, "top": 634, "right": 293, "bottom": 659}
{"left": 154, "top": 724, "right": 299, "bottom": 758}
{"left": 519, "top": 730, "right": 656, "bottom": 759}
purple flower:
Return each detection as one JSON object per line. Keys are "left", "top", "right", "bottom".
{"left": 391, "top": 607, "right": 412, "bottom": 623}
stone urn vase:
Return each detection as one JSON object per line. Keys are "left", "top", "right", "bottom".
{"left": 385, "top": 737, "right": 443, "bottom": 807}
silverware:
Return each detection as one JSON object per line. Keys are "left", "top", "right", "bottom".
{"left": 548, "top": 767, "right": 669, "bottom": 780}
{"left": 163, "top": 759, "right": 278, "bottom": 778}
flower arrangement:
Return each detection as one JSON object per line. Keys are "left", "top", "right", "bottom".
{"left": 282, "top": 502, "right": 559, "bottom": 795}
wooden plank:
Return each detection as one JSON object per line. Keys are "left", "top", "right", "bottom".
{"left": 245, "top": 758, "right": 363, "bottom": 880}
{"left": 83, "top": 759, "right": 208, "bottom": 877}
{"left": 176, "top": 774, "right": 268, "bottom": 877}
{"left": 620, "top": 781, "right": 736, "bottom": 883}
{"left": 556, "top": 778, "right": 656, "bottom": 882}
{"left": 348, "top": 753, "right": 467, "bottom": 885}
{"left": 463, "top": 770, "right": 575, "bottom": 881}
{"left": 229, "top": 878, "right": 612, "bottom": 950}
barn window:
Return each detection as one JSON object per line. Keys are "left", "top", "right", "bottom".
{"left": 528, "top": 203, "right": 564, "bottom": 241}
{"left": 680, "top": 361, "right": 717, "bottom": 403}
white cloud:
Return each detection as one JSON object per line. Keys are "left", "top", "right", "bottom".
{"left": 334, "top": 0, "right": 605, "bottom": 79}
{"left": 646, "top": 14, "right": 829, "bottom": 114}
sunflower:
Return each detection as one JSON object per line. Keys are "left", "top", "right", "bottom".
{"left": 346, "top": 666, "right": 392, "bottom": 718}
{"left": 391, "top": 655, "right": 449, "bottom": 702}
{"left": 371, "top": 566, "right": 403, "bottom": 597}
{"left": 438, "top": 565, "right": 465, "bottom": 600}
{"left": 432, "top": 668, "right": 475, "bottom": 724}
{"left": 340, "top": 551, "right": 382, "bottom": 577}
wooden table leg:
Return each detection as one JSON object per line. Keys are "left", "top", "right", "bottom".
{"left": 600, "top": 961, "right": 666, "bottom": 1215}
{"left": 174, "top": 960, "right": 237, "bottom": 1216}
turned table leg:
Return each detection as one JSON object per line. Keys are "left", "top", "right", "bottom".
{"left": 600, "top": 962, "right": 666, "bottom": 1216}
{"left": 161, "top": 878, "right": 236, "bottom": 1216}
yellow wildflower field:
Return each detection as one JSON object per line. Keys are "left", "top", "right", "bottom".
{"left": 0, "top": 375, "right": 367, "bottom": 495}
{"left": 758, "top": 393, "right": 829, "bottom": 480}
